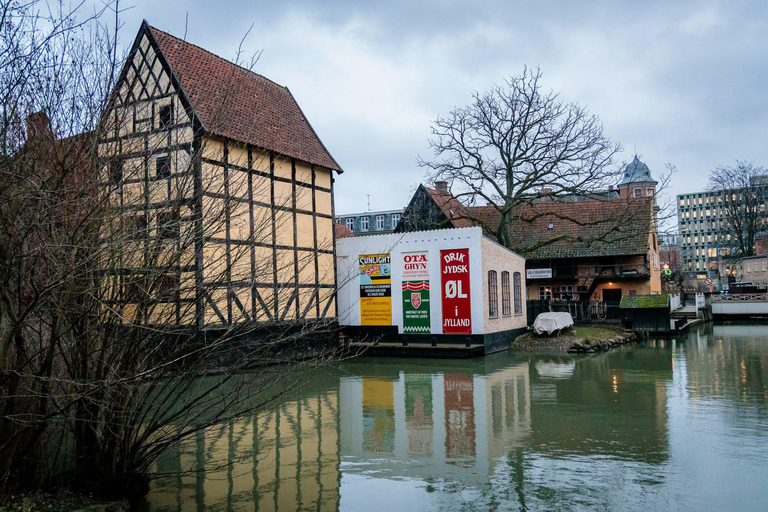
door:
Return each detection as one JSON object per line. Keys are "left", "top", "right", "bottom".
{"left": 602, "top": 288, "right": 622, "bottom": 305}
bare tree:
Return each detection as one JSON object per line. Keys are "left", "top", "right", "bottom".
{"left": 418, "top": 67, "right": 625, "bottom": 249}
{"left": 0, "top": 2, "right": 340, "bottom": 501}
{"left": 708, "top": 161, "right": 768, "bottom": 258}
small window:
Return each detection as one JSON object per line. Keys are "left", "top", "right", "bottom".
{"left": 513, "top": 272, "right": 522, "bottom": 315}
{"left": 109, "top": 159, "right": 123, "bottom": 184}
{"left": 346, "top": 217, "right": 354, "bottom": 230}
{"left": 488, "top": 270, "right": 498, "bottom": 317}
{"left": 124, "top": 277, "right": 146, "bottom": 303}
{"left": 559, "top": 285, "right": 574, "bottom": 301}
{"left": 391, "top": 214, "right": 401, "bottom": 229}
{"left": 126, "top": 214, "right": 147, "bottom": 241}
{"left": 375, "top": 215, "right": 385, "bottom": 230}
{"left": 158, "top": 210, "right": 180, "bottom": 239}
{"left": 539, "top": 286, "right": 551, "bottom": 300}
{"left": 159, "top": 104, "right": 173, "bottom": 130}
{"left": 156, "top": 273, "right": 179, "bottom": 301}
{"left": 501, "top": 271, "right": 511, "bottom": 316}
{"left": 634, "top": 188, "right": 643, "bottom": 198}
{"left": 360, "top": 217, "right": 369, "bottom": 231}
{"left": 646, "top": 188, "right": 654, "bottom": 196}
{"left": 156, "top": 156, "right": 171, "bottom": 179}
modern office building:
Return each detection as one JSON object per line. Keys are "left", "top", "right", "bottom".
{"left": 677, "top": 190, "right": 731, "bottom": 276}
{"left": 677, "top": 186, "right": 768, "bottom": 278}
{"left": 336, "top": 208, "right": 404, "bottom": 235}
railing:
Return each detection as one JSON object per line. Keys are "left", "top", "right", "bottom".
{"left": 589, "top": 263, "right": 651, "bottom": 278}
{"left": 527, "top": 299, "right": 622, "bottom": 327}
{"left": 713, "top": 293, "right": 768, "bottom": 302}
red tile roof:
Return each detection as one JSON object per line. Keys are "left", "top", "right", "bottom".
{"left": 147, "top": 24, "right": 342, "bottom": 172}
{"left": 334, "top": 222, "right": 354, "bottom": 239}
{"left": 424, "top": 186, "right": 475, "bottom": 228}
{"left": 468, "top": 197, "right": 654, "bottom": 259}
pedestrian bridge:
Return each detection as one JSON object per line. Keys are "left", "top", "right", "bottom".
{"left": 712, "top": 294, "right": 768, "bottom": 317}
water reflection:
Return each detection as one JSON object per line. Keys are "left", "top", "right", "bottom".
{"left": 148, "top": 376, "right": 341, "bottom": 512}
{"left": 145, "top": 323, "right": 768, "bottom": 511}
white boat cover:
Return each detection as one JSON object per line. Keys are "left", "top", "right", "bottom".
{"left": 533, "top": 312, "right": 574, "bottom": 335}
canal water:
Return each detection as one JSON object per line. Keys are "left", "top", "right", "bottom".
{"left": 140, "top": 323, "right": 768, "bottom": 511}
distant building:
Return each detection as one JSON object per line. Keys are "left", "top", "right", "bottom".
{"left": 397, "top": 158, "right": 662, "bottom": 304}
{"left": 659, "top": 232, "right": 680, "bottom": 247}
{"left": 676, "top": 184, "right": 768, "bottom": 278}
{"left": 740, "top": 255, "right": 768, "bottom": 286}
{"left": 336, "top": 208, "right": 404, "bottom": 235}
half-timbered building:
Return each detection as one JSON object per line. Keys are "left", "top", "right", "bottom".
{"left": 98, "top": 21, "right": 342, "bottom": 329}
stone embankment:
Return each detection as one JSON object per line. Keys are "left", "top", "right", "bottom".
{"left": 566, "top": 332, "right": 638, "bottom": 353}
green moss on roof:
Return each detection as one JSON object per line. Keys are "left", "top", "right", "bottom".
{"left": 620, "top": 294, "right": 669, "bottom": 309}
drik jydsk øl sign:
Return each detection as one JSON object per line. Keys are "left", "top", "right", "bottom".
{"left": 440, "top": 248, "right": 471, "bottom": 334}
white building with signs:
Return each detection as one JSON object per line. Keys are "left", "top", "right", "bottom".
{"left": 336, "top": 227, "right": 527, "bottom": 355}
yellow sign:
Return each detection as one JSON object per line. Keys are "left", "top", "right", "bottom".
{"left": 359, "top": 253, "right": 391, "bottom": 325}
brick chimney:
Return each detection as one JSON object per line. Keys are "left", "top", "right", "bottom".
{"left": 435, "top": 181, "right": 449, "bottom": 194}
{"left": 26, "top": 111, "right": 51, "bottom": 143}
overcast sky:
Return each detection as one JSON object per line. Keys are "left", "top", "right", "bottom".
{"left": 113, "top": 0, "right": 768, "bottom": 219}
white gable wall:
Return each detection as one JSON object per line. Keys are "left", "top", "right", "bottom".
{"left": 336, "top": 227, "right": 526, "bottom": 336}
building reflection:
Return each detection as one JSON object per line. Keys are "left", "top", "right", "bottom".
{"left": 145, "top": 348, "right": 674, "bottom": 511}
{"left": 338, "top": 361, "right": 532, "bottom": 485}
{"left": 682, "top": 324, "right": 768, "bottom": 410}
{"left": 148, "top": 378, "right": 341, "bottom": 512}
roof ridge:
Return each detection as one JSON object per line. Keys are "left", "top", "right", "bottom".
{"left": 147, "top": 24, "right": 287, "bottom": 91}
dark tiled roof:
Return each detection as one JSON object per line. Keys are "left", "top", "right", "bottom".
{"left": 147, "top": 24, "right": 342, "bottom": 172}
{"left": 334, "top": 222, "right": 354, "bottom": 238}
{"left": 619, "top": 156, "right": 655, "bottom": 185}
{"left": 469, "top": 197, "right": 654, "bottom": 259}
{"left": 424, "top": 186, "right": 475, "bottom": 228}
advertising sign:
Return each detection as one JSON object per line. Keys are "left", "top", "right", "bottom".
{"left": 359, "top": 254, "right": 391, "bottom": 325}
{"left": 402, "top": 252, "right": 431, "bottom": 334}
{"left": 526, "top": 268, "right": 553, "bottom": 279}
{"left": 440, "top": 248, "right": 471, "bottom": 334}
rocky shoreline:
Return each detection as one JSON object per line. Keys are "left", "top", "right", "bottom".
{"left": 565, "top": 332, "right": 638, "bottom": 353}
{"left": 512, "top": 327, "right": 638, "bottom": 353}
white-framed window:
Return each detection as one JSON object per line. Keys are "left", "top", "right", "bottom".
{"left": 360, "top": 217, "right": 369, "bottom": 231}
{"left": 559, "top": 285, "right": 573, "bottom": 301}
{"left": 634, "top": 188, "right": 643, "bottom": 198}
{"left": 375, "top": 215, "right": 385, "bottom": 230}
{"left": 539, "top": 286, "right": 551, "bottom": 300}
{"left": 646, "top": 188, "right": 654, "bottom": 196}
{"left": 391, "top": 214, "right": 401, "bottom": 229}
{"left": 346, "top": 217, "right": 354, "bottom": 230}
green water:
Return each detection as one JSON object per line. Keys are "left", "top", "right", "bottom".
{"left": 141, "top": 323, "right": 768, "bottom": 511}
